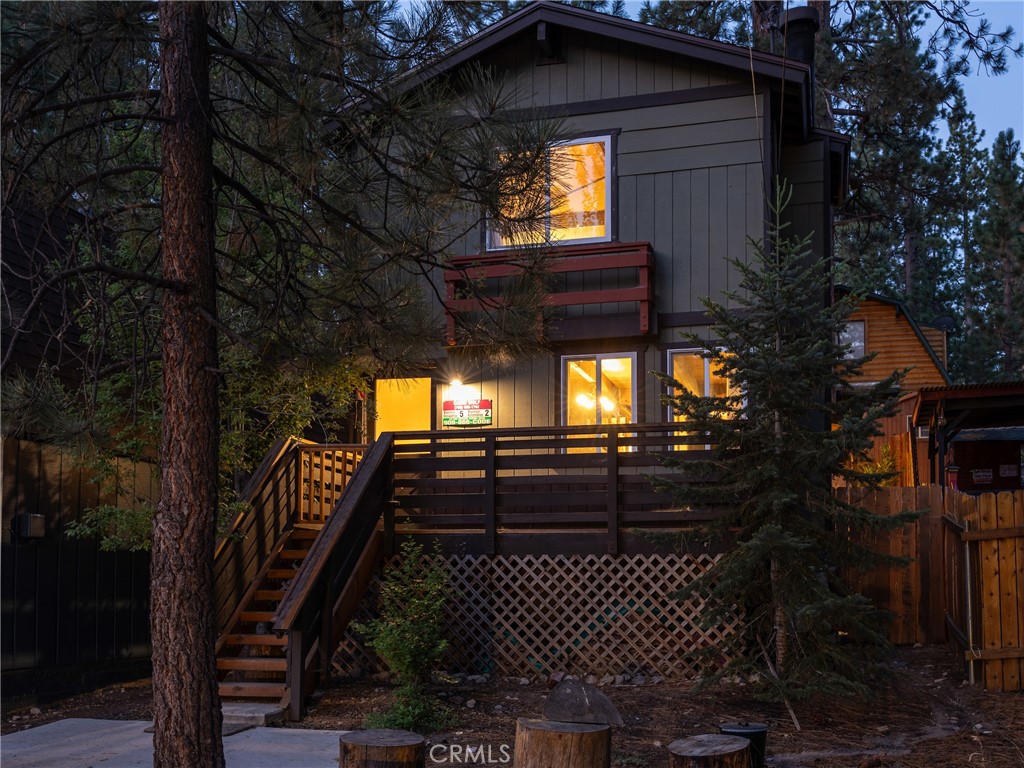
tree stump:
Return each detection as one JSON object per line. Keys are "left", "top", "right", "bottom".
{"left": 340, "top": 729, "right": 425, "bottom": 768}
{"left": 667, "top": 734, "right": 751, "bottom": 768}
{"left": 514, "top": 718, "right": 611, "bottom": 768}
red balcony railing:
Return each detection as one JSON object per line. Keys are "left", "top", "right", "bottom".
{"left": 444, "top": 241, "right": 654, "bottom": 345}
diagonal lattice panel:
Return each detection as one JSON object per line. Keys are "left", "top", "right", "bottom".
{"left": 332, "top": 554, "right": 737, "bottom": 680}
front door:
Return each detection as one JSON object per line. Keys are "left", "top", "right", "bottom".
{"left": 374, "top": 377, "right": 432, "bottom": 438}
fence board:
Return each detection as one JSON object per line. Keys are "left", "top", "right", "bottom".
{"left": 996, "top": 493, "right": 1020, "bottom": 691}
{"left": 977, "top": 493, "right": 1002, "bottom": 690}
{"left": 2, "top": 438, "right": 154, "bottom": 703}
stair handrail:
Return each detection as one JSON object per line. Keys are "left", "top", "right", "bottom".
{"left": 272, "top": 433, "right": 393, "bottom": 632}
{"left": 213, "top": 436, "right": 305, "bottom": 634}
{"left": 271, "top": 433, "right": 394, "bottom": 718}
{"left": 215, "top": 437, "right": 296, "bottom": 558}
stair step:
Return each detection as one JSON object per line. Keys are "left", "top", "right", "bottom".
{"left": 240, "top": 611, "right": 276, "bottom": 623}
{"left": 267, "top": 569, "right": 298, "bottom": 580}
{"left": 217, "top": 657, "right": 287, "bottom": 672}
{"left": 277, "top": 550, "right": 309, "bottom": 560}
{"left": 219, "top": 681, "right": 286, "bottom": 699}
{"left": 222, "top": 633, "right": 288, "bottom": 647}
{"left": 254, "top": 589, "right": 286, "bottom": 602}
{"left": 289, "top": 527, "right": 321, "bottom": 540}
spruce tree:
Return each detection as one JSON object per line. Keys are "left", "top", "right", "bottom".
{"left": 965, "top": 130, "right": 1024, "bottom": 381}
{"left": 659, "top": 183, "right": 912, "bottom": 706}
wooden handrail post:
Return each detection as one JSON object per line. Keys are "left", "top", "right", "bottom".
{"left": 295, "top": 446, "right": 306, "bottom": 524}
{"left": 484, "top": 434, "right": 497, "bottom": 555}
{"left": 287, "top": 627, "right": 304, "bottom": 721}
{"left": 607, "top": 430, "right": 619, "bottom": 555}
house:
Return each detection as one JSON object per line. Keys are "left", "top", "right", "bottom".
{"left": 371, "top": 2, "right": 848, "bottom": 439}
{"left": 839, "top": 289, "right": 952, "bottom": 486}
{"left": 212, "top": 3, "right": 855, "bottom": 718}
{"left": 834, "top": 289, "right": 1023, "bottom": 492}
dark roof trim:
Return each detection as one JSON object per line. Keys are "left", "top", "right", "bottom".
{"left": 401, "top": 2, "right": 811, "bottom": 94}
{"left": 836, "top": 287, "right": 953, "bottom": 385}
{"left": 813, "top": 128, "right": 850, "bottom": 205}
{"left": 497, "top": 82, "right": 754, "bottom": 122}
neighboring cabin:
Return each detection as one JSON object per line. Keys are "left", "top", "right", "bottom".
{"left": 839, "top": 289, "right": 952, "bottom": 487}
{"left": 372, "top": 2, "right": 848, "bottom": 437}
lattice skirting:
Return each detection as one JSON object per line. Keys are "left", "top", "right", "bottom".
{"left": 331, "top": 553, "right": 737, "bottom": 680}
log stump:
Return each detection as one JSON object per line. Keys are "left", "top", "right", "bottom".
{"left": 667, "top": 734, "right": 751, "bottom": 768}
{"left": 514, "top": 718, "right": 611, "bottom": 768}
{"left": 340, "top": 729, "right": 425, "bottom": 768}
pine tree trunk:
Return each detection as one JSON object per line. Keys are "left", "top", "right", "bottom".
{"left": 771, "top": 556, "right": 788, "bottom": 672}
{"left": 153, "top": 3, "right": 224, "bottom": 767}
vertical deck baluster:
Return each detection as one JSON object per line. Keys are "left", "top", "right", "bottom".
{"left": 607, "top": 430, "right": 619, "bottom": 555}
{"left": 484, "top": 434, "right": 496, "bottom": 555}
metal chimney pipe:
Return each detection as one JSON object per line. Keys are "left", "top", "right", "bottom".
{"left": 781, "top": 6, "right": 820, "bottom": 66}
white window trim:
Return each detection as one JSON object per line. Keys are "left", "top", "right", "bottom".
{"left": 487, "top": 135, "right": 613, "bottom": 252}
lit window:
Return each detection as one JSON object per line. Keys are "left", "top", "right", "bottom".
{"left": 667, "top": 350, "right": 732, "bottom": 407}
{"left": 563, "top": 354, "right": 635, "bottom": 428}
{"left": 841, "top": 320, "right": 866, "bottom": 359}
{"left": 667, "top": 350, "right": 734, "bottom": 449}
{"left": 489, "top": 136, "right": 611, "bottom": 249}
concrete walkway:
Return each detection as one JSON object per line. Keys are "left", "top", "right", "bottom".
{"left": 1, "top": 718, "right": 350, "bottom": 768}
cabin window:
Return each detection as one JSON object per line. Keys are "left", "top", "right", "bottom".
{"left": 666, "top": 350, "right": 732, "bottom": 409}
{"left": 666, "top": 350, "right": 734, "bottom": 449}
{"left": 489, "top": 136, "right": 612, "bottom": 250}
{"left": 563, "top": 353, "right": 635, "bottom": 428}
{"left": 841, "top": 320, "right": 866, "bottom": 359}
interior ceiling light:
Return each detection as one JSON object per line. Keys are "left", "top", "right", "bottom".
{"left": 575, "top": 393, "right": 596, "bottom": 409}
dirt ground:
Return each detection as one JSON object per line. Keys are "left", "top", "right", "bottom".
{"left": 4, "top": 646, "right": 1022, "bottom": 767}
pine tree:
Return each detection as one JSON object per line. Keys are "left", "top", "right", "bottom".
{"left": 936, "top": 92, "right": 989, "bottom": 381}
{"left": 658, "top": 183, "right": 912, "bottom": 706}
{"left": 965, "top": 130, "right": 1024, "bottom": 381}
{"left": 2, "top": 2, "right": 562, "bottom": 763}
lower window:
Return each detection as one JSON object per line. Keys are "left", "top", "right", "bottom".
{"left": 563, "top": 353, "right": 636, "bottom": 428}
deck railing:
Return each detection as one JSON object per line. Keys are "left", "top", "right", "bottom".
{"left": 296, "top": 443, "right": 367, "bottom": 524}
{"left": 273, "top": 435, "right": 394, "bottom": 720}
{"left": 389, "top": 423, "right": 722, "bottom": 556}
{"left": 444, "top": 241, "right": 655, "bottom": 344}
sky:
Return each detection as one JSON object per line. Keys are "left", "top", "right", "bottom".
{"left": 952, "top": 1, "right": 1024, "bottom": 146}
{"left": 615, "top": 0, "right": 1024, "bottom": 150}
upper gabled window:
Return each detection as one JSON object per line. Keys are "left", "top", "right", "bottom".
{"left": 488, "top": 135, "right": 612, "bottom": 250}
{"left": 840, "top": 320, "right": 866, "bottom": 359}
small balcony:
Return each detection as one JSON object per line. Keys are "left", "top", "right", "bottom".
{"left": 444, "top": 241, "right": 655, "bottom": 345}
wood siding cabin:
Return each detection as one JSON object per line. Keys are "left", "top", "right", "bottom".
{"left": 838, "top": 290, "right": 952, "bottom": 486}
{"left": 372, "top": 3, "right": 849, "bottom": 438}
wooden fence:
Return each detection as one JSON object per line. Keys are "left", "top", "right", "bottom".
{"left": 1, "top": 437, "right": 155, "bottom": 703}
{"left": 845, "top": 485, "right": 1023, "bottom": 692}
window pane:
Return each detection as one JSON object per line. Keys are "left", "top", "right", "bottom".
{"left": 599, "top": 356, "right": 632, "bottom": 424}
{"left": 841, "top": 321, "right": 865, "bottom": 359}
{"left": 566, "top": 359, "right": 598, "bottom": 426}
{"left": 490, "top": 152, "right": 547, "bottom": 249}
{"left": 550, "top": 141, "right": 606, "bottom": 243}
{"left": 671, "top": 353, "right": 705, "bottom": 400}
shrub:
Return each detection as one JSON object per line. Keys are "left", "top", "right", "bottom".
{"left": 355, "top": 540, "right": 453, "bottom": 731}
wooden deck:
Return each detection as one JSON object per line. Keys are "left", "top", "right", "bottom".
{"left": 389, "top": 423, "right": 724, "bottom": 556}
{"left": 212, "top": 424, "right": 723, "bottom": 718}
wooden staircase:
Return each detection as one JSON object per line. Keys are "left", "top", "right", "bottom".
{"left": 216, "top": 525, "right": 320, "bottom": 703}
{"left": 213, "top": 437, "right": 393, "bottom": 719}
